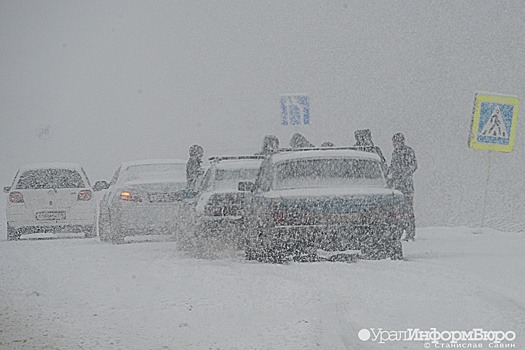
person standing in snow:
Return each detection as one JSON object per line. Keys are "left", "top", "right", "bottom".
{"left": 388, "top": 133, "right": 418, "bottom": 241}
{"left": 353, "top": 129, "right": 387, "bottom": 172}
{"left": 290, "top": 133, "right": 315, "bottom": 148}
{"left": 186, "top": 144, "right": 204, "bottom": 190}
{"left": 257, "top": 135, "right": 280, "bottom": 155}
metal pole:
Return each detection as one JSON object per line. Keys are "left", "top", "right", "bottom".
{"left": 476, "top": 150, "right": 492, "bottom": 234}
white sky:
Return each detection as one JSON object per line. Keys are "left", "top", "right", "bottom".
{"left": 1, "top": 1, "right": 525, "bottom": 230}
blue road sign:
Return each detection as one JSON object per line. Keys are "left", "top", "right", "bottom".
{"left": 280, "top": 95, "right": 310, "bottom": 125}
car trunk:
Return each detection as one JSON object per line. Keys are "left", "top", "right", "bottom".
{"left": 21, "top": 188, "right": 80, "bottom": 210}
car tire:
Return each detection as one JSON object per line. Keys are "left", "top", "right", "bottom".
{"left": 7, "top": 225, "right": 21, "bottom": 241}
{"left": 97, "top": 209, "right": 110, "bottom": 242}
{"left": 251, "top": 229, "right": 287, "bottom": 264}
{"left": 107, "top": 212, "right": 126, "bottom": 244}
{"left": 109, "top": 223, "right": 125, "bottom": 244}
{"left": 84, "top": 225, "right": 97, "bottom": 238}
{"left": 389, "top": 239, "right": 404, "bottom": 260}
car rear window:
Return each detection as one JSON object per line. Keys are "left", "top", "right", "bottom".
{"left": 274, "top": 158, "right": 384, "bottom": 189}
{"left": 16, "top": 169, "right": 85, "bottom": 189}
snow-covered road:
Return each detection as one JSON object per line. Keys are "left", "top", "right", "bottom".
{"left": 1, "top": 227, "right": 523, "bottom": 350}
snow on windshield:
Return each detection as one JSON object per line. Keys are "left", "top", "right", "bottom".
{"left": 213, "top": 168, "right": 259, "bottom": 190}
{"left": 16, "top": 169, "right": 85, "bottom": 189}
{"left": 274, "top": 158, "right": 385, "bottom": 190}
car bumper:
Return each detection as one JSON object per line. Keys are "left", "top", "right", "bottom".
{"left": 7, "top": 206, "right": 96, "bottom": 231}
{"left": 112, "top": 203, "right": 189, "bottom": 235}
{"left": 262, "top": 223, "right": 393, "bottom": 250}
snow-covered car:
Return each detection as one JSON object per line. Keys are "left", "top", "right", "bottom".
{"left": 240, "top": 147, "right": 407, "bottom": 262}
{"left": 97, "top": 159, "right": 191, "bottom": 244}
{"left": 4, "top": 162, "right": 98, "bottom": 240}
{"left": 192, "top": 155, "right": 265, "bottom": 245}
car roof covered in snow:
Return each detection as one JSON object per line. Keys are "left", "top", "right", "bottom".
{"left": 209, "top": 156, "right": 264, "bottom": 171}
{"left": 271, "top": 148, "right": 381, "bottom": 163}
{"left": 120, "top": 159, "right": 187, "bottom": 169}
{"left": 18, "top": 162, "right": 85, "bottom": 172}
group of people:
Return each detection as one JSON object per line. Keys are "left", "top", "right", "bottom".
{"left": 185, "top": 130, "right": 417, "bottom": 241}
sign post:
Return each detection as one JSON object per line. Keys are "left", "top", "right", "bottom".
{"left": 468, "top": 92, "right": 519, "bottom": 233}
{"left": 280, "top": 94, "right": 310, "bottom": 126}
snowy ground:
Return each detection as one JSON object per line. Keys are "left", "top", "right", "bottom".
{"left": 0, "top": 227, "right": 523, "bottom": 350}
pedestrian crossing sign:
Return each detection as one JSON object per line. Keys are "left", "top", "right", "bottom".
{"left": 280, "top": 94, "right": 310, "bottom": 125}
{"left": 469, "top": 92, "right": 520, "bottom": 152}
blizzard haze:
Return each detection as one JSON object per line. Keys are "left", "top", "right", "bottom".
{"left": 1, "top": 1, "right": 525, "bottom": 232}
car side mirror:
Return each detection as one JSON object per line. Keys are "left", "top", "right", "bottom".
{"left": 93, "top": 180, "right": 110, "bottom": 192}
{"left": 3, "top": 186, "right": 11, "bottom": 193}
{"left": 238, "top": 181, "right": 255, "bottom": 192}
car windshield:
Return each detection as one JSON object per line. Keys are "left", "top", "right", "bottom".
{"left": 274, "top": 158, "right": 385, "bottom": 190}
{"left": 214, "top": 168, "right": 259, "bottom": 190}
{"left": 16, "top": 169, "right": 85, "bottom": 189}
{"left": 121, "top": 163, "right": 186, "bottom": 183}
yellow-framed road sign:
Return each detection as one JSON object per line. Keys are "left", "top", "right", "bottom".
{"left": 469, "top": 92, "right": 520, "bottom": 152}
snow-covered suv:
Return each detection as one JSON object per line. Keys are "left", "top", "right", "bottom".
{"left": 240, "top": 147, "right": 407, "bottom": 262}
{"left": 4, "top": 163, "right": 97, "bottom": 240}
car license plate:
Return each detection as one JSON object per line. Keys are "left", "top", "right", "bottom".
{"left": 148, "top": 192, "right": 179, "bottom": 203}
{"left": 36, "top": 211, "right": 66, "bottom": 221}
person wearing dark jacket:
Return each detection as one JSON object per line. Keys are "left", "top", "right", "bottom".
{"left": 290, "top": 133, "right": 314, "bottom": 148}
{"left": 186, "top": 144, "right": 204, "bottom": 189}
{"left": 256, "top": 135, "right": 280, "bottom": 155}
{"left": 353, "top": 129, "right": 387, "bottom": 172}
{"left": 388, "top": 133, "right": 418, "bottom": 241}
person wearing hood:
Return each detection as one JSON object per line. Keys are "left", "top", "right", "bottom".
{"left": 353, "top": 129, "right": 387, "bottom": 171}
{"left": 186, "top": 144, "right": 204, "bottom": 189}
{"left": 256, "top": 135, "right": 280, "bottom": 155}
{"left": 290, "top": 133, "right": 315, "bottom": 148}
{"left": 388, "top": 132, "right": 418, "bottom": 241}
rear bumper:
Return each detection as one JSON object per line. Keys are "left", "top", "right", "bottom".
{"left": 7, "top": 206, "right": 96, "bottom": 230}
{"left": 11, "top": 225, "right": 94, "bottom": 235}
{"left": 111, "top": 203, "right": 189, "bottom": 234}
{"left": 259, "top": 223, "right": 399, "bottom": 250}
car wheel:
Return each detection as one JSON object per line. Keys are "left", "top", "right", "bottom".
{"left": 7, "top": 225, "right": 21, "bottom": 241}
{"left": 252, "top": 229, "right": 287, "bottom": 264}
{"left": 97, "top": 209, "right": 110, "bottom": 242}
{"left": 109, "top": 223, "right": 125, "bottom": 244}
{"left": 107, "top": 213, "right": 126, "bottom": 244}
{"left": 84, "top": 225, "right": 97, "bottom": 238}
{"left": 360, "top": 239, "right": 388, "bottom": 260}
{"left": 388, "top": 239, "right": 404, "bottom": 260}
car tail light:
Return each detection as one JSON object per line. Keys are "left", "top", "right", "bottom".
{"left": 9, "top": 192, "right": 24, "bottom": 203}
{"left": 119, "top": 191, "right": 142, "bottom": 202}
{"left": 77, "top": 190, "right": 92, "bottom": 201}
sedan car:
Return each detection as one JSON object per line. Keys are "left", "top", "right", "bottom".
{"left": 191, "top": 155, "right": 265, "bottom": 247}
{"left": 4, "top": 162, "right": 98, "bottom": 240}
{"left": 240, "top": 147, "right": 407, "bottom": 262}
{"left": 97, "top": 159, "right": 191, "bottom": 244}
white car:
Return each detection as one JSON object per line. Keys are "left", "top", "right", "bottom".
{"left": 97, "top": 159, "right": 192, "bottom": 244}
{"left": 4, "top": 163, "right": 98, "bottom": 240}
{"left": 192, "top": 155, "right": 264, "bottom": 245}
